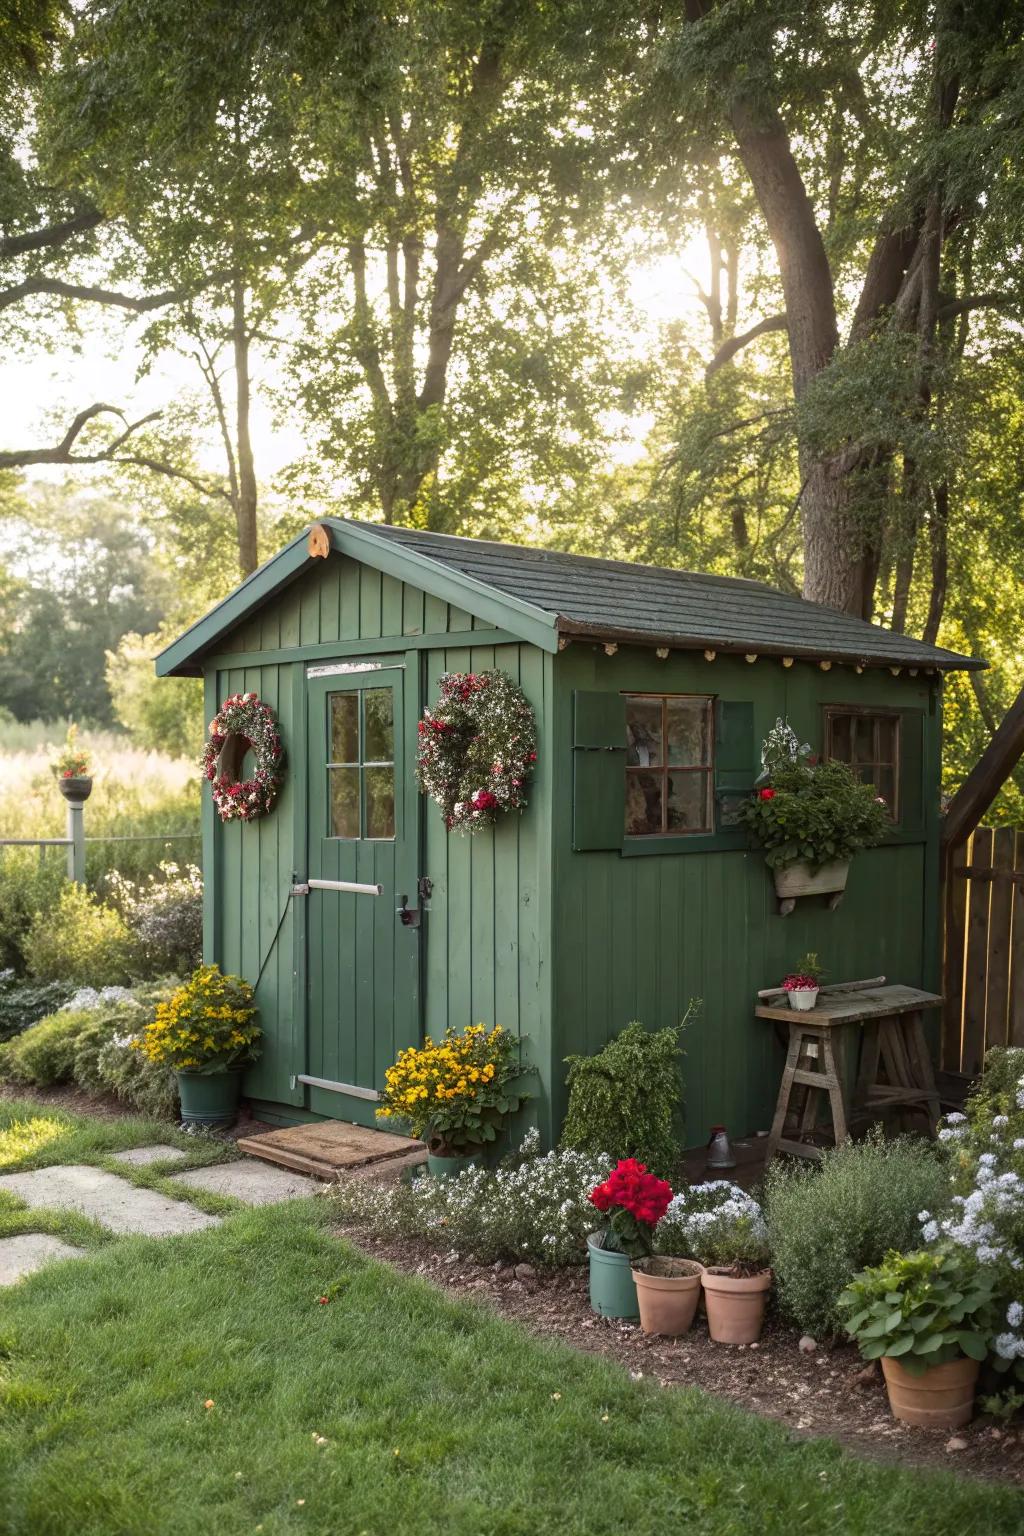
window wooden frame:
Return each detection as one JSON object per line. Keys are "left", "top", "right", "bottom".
{"left": 824, "top": 705, "right": 901, "bottom": 821}
{"left": 623, "top": 692, "right": 714, "bottom": 837}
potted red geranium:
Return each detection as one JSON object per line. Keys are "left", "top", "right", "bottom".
{"left": 782, "top": 952, "right": 824, "bottom": 1011}
{"left": 586, "top": 1158, "right": 672, "bottom": 1320}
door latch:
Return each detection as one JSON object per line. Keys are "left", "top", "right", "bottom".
{"left": 396, "top": 895, "right": 420, "bottom": 927}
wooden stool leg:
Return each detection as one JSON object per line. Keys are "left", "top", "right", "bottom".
{"left": 906, "top": 1011, "right": 941, "bottom": 1135}
{"left": 766, "top": 1025, "right": 803, "bottom": 1163}
{"left": 820, "top": 1034, "right": 850, "bottom": 1145}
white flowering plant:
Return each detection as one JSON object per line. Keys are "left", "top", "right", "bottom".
{"left": 921, "top": 1047, "right": 1024, "bottom": 1389}
{"left": 655, "top": 1181, "right": 770, "bottom": 1274}
{"left": 331, "top": 1128, "right": 611, "bottom": 1267}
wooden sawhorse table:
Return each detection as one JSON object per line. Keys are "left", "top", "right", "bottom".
{"left": 756, "top": 985, "right": 943, "bottom": 1162}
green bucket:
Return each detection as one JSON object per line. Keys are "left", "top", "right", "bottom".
{"left": 587, "top": 1231, "right": 640, "bottom": 1320}
{"left": 426, "top": 1150, "right": 479, "bottom": 1179}
{"left": 176, "top": 1068, "right": 242, "bottom": 1128}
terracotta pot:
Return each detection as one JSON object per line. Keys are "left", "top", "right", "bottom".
{"left": 701, "top": 1266, "right": 772, "bottom": 1344}
{"left": 880, "top": 1354, "right": 980, "bottom": 1429}
{"left": 631, "top": 1257, "right": 704, "bottom": 1336}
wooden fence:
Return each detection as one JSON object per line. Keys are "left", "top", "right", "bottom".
{"left": 943, "top": 826, "right": 1024, "bottom": 1077}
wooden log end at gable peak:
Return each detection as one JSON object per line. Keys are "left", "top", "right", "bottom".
{"left": 307, "top": 523, "right": 331, "bottom": 559}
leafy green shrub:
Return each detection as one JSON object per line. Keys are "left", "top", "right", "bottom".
{"left": 93, "top": 1033, "right": 179, "bottom": 1119}
{"left": 764, "top": 1131, "right": 951, "bottom": 1338}
{"left": 0, "top": 852, "right": 66, "bottom": 974}
{"left": 0, "top": 973, "right": 73, "bottom": 1041}
{"left": 561, "top": 1015, "right": 691, "bottom": 1177}
{"left": 108, "top": 862, "right": 203, "bottom": 976}
{"left": 0, "top": 1008, "right": 99, "bottom": 1086}
{"left": 26, "top": 882, "right": 141, "bottom": 987}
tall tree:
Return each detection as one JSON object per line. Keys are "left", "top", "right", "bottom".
{"left": 644, "top": 0, "right": 1024, "bottom": 615}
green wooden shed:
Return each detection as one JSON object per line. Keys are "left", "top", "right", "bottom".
{"left": 157, "top": 520, "right": 982, "bottom": 1146}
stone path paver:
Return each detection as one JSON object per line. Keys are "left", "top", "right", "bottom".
{"left": 171, "top": 1160, "right": 315, "bottom": 1206}
{"left": 109, "top": 1144, "right": 188, "bottom": 1167}
{"left": 0, "top": 1166, "right": 221, "bottom": 1237}
{"left": 0, "top": 1233, "right": 87, "bottom": 1285}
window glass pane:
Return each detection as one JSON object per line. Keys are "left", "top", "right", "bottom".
{"left": 877, "top": 716, "right": 897, "bottom": 766}
{"left": 364, "top": 766, "right": 395, "bottom": 838}
{"left": 329, "top": 766, "right": 359, "bottom": 837}
{"left": 363, "top": 688, "right": 394, "bottom": 762}
{"left": 874, "top": 766, "right": 896, "bottom": 811}
{"left": 667, "top": 699, "right": 709, "bottom": 765}
{"left": 626, "top": 772, "right": 662, "bottom": 834}
{"left": 852, "top": 715, "right": 875, "bottom": 763}
{"left": 626, "top": 699, "right": 663, "bottom": 767}
{"left": 829, "top": 714, "right": 852, "bottom": 759}
{"left": 330, "top": 693, "right": 359, "bottom": 763}
{"left": 667, "top": 771, "right": 710, "bottom": 832}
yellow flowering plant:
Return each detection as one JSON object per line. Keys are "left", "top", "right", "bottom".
{"left": 377, "top": 1024, "right": 529, "bottom": 1155}
{"left": 135, "top": 964, "right": 260, "bottom": 1074}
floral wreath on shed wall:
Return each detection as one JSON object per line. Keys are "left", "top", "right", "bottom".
{"left": 201, "top": 691, "right": 284, "bottom": 823}
{"left": 416, "top": 670, "right": 537, "bottom": 833}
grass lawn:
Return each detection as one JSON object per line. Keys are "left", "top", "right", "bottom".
{"left": 0, "top": 1190, "right": 1021, "bottom": 1536}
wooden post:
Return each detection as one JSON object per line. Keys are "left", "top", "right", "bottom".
{"left": 65, "top": 797, "right": 86, "bottom": 884}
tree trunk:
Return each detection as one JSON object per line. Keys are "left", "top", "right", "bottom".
{"left": 232, "top": 270, "right": 259, "bottom": 577}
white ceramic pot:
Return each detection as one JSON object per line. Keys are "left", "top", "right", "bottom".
{"left": 788, "top": 987, "right": 819, "bottom": 1011}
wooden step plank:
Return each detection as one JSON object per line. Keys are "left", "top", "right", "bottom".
{"left": 236, "top": 1120, "right": 423, "bottom": 1180}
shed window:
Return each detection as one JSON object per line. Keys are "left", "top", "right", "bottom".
{"left": 625, "top": 694, "right": 713, "bottom": 836}
{"left": 327, "top": 687, "right": 395, "bottom": 839}
{"left": 825, "top": 707, "right": 900, "bottom": 818}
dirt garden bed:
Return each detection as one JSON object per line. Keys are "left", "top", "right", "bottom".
{"left": 340, "top": 1226, "right": 1024, "bottom": 1487}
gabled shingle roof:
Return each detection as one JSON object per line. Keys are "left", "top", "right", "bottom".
{"left": 341, "top": 521, "right": 982, "bottom": 672}
{"left": 157, "top": 517, "right": 982, "bottom": 676}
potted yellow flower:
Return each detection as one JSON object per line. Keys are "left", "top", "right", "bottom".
{"left": 135, "top": 964, "right": 260, "bottom": 1126}
{"left": 377, "top": 1023, "right": 530, "bottom": 1176}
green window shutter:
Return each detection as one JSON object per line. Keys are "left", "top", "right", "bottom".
{"left": 714, "top": 699, "right": 755, "bottom": 826}
{"left": 898, "top": 710, "right": 924, "bottom": 833}
{"left": 572, "top": 690, "right": 626, "bottom": 851}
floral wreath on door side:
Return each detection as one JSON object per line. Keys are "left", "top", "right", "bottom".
{"left": 416, "top": 670, "right": 537, "bottom": 832}
{"left": 201, "top": 691, "right": 284, "bottom": 823}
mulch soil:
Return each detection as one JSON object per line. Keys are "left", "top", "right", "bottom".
{"left": 340, "top": 1229, "right": 1024, "bottom": 1487}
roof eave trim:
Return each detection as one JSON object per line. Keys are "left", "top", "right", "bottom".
{"left": 552, "top": 620, "right": 986, "bottom": 671}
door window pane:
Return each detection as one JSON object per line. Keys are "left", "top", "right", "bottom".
{"left": 625, "top": 695, "right": 713, "bottom": 836}
{"left": 329, "top": 766, "right": 360, "bottom": 838}
{"left": 330, "top": 693, "right": 359, "bottom": 763}
{"left": 363, "top": 688, "right": 394, "bottom": 762}
{"left": 365, "top": 766, "right": 396, "bottom": 839}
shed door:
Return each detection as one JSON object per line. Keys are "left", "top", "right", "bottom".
{"left": 305, "top": 662, "right": 420, "bottom": 1122}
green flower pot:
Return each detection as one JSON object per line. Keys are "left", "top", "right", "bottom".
{"left": 587, "top": 1231, "right": 640, "bottom": 1320}
{"left": 176, "top": 1068, "right": 243, "bottom": 1128}
{"left": 426, "top": 1149, "right": 479, "bottom": 1179}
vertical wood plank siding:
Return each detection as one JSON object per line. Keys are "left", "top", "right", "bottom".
{"left": 550, "top": 647, "right": 940, "bottom": 1141}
